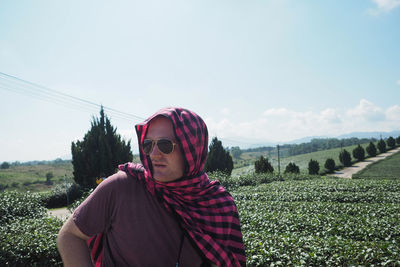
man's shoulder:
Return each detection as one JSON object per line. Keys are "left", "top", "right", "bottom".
{"left": 99, "top": 170, "right": 140, "bottom": 189}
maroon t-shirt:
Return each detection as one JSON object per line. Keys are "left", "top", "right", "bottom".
{"left": 73, "top": 171, "right": 204, "bottom": 266}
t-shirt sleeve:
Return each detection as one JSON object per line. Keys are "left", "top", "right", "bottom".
{"left": 73, "top": 172, "right": 123, "bottom": 237}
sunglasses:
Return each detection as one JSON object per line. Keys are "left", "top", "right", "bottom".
{"left": 142, "top": 138, "right": 177, "bottom": 155}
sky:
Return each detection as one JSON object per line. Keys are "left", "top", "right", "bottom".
{"left": 0, "top": 0, "right": 399, "bottom": 162}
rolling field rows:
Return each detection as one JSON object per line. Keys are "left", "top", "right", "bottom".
{"left": 233, "top": 143, "right": 395, "bottom": 176}
{"left": 353, "top": 150, "right": 400, "bottom": 179}
{"left": 233, "top": 179, "right": 400, "bottom": 266}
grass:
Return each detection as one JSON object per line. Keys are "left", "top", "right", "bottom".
{"left": 0, "top": 162, "right": 73, "bottom": 192}
{"left": 232, "top": 142, "right": 389, "bottom": 176}
{"left": 353, "top": 150, "right": 400, "bottom": 179}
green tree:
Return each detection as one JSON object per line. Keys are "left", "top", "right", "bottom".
{"left": 1, "top": 162, "right": 10, "bottom": 169}
{"left": 366, "top": 142, "right": 377, "bottom": 157}
{"left": 308, "top": 159, "right": 320, "bottom": 175}
{"left": 396, "top": 136, "right": 400, "bottom": 145}
{"left": 45, "top": 172, "right": 54, "bottom": 185}
{"left": 71, "top": 107, "right": 133, "bottom": 188}
{"left": 254, "top": 156, "right": 274, "bottom": 174}
{"left": 284, "top": 162, "right": 299, "bottom": 174}
{"left": 352, "top": 145, "right": 365, "bottom": 162}
{"left": 387, "top": 136, "right": 396, "bottom": 149}
{"left": 204, "top": 137, "right": 234, "bottom": 175}
{"left": 339, "top": 149, "right": 352, "bottom": 167}
{"left": 324, "top": 158, "right": 335, "bottom": 173}
{"left": 377, "top": 139, "right": 386, "bottom": 154}
{"left": 230, "top": 146, "right": 243, "bottom": 159}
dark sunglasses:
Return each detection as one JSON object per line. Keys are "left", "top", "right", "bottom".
{"left": 142, "top": 138, "right": 177, "bottom": 155}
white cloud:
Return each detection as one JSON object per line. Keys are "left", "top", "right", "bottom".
{"left": 386, "top": 105, "right": 400, "bottom": 121}
{"left": 346, "top": 99, "right": 385, "bottom": 122}
{"left": 368, "top": 0, "right": 400, "bottom": 15}
{"left": 373, "top": 0, "right": 400, "bottom": 10}
{"left": 205, "top": 99, "right": 399, "bottom": 147}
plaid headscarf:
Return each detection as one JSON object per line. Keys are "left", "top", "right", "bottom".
{"left": 88, "top": 107, "right": 246, "bottom": 266}
{"left": 121, "top": 107, "right": 246, "bottom": 266}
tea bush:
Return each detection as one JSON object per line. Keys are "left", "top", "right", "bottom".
{"left": 0, "top": 217, "right": 63, "bottom": 266}
{"left": 234, "top": 179, "right": 400, "bottom": 266}
{"left": 0, "top": 190, "right": 63, "bottom": 266}
{"left": 0, "top": 191, "right": 46, "bottom": 224}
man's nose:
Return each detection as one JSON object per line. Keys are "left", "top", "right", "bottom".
{"left": 149, "top": 143, "right": 162, "bottom": 158}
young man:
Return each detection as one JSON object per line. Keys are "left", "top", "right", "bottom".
{"left": 57, "top": 107, "right": 246, "bottom": 266}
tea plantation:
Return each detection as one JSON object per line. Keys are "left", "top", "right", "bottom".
{"left": 1, "top": 173, "right": 400, "bottom": 265}
{"left": 234, "top": 178, "right": 400, "bottom": 266}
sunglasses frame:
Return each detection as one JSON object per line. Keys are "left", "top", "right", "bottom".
{"left": 142, "top": 138, "right": 178, "bottom": 155}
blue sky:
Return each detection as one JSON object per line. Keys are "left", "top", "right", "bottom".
{"left": 0, "top": 0, "right": 399, "bottom": 162}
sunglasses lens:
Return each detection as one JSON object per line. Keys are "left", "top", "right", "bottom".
{"left": 142, "top": 139, "right": 154, "bottom": 155}
{"left": 157, "top": 139, "right": 174, "bottom": 154}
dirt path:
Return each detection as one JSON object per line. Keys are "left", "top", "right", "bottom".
{"left": 47, "top": 207, "right": 72, "bottom": 220}
{"left": 330, "top": 147, "right": 400, "bottom": 178}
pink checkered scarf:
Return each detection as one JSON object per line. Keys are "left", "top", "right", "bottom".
{"left": 121, "top": 107, "right": 246, "bottom": 266}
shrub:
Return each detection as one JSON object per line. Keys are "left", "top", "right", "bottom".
{"left": 396, "top": 136, "right": 400, "bottom": 145}
{"left": 0, "top": 191, "right": 46, "bottom": 224}
{"left": 324, "top": 158, "right": 336, "bottom": 173}
{"left": 46, "top": 172, "right": 54, "bottom": 179}
{"left": 339, "top": 149, "right": 352, "bottom": 167}
{"left": 284, "top": 162, "right": 300, "bottom": 174}
{"left": 42, "top": 183, "right": 83, "bottom": 209}
{"left": 254, "top": 156, "right": 274, "bottom": 174}
{"left": 308, "top": 159, "right": 320, "bottom": 175}
{"left": 387, "top": 136, "right": 396, "bottom": 149}
{"left": 366, "top": 142, "right": 377, "bottom": 157}
{"left": 0, "top": 217, "right": 63, "bottom": 266}
{"left": 352, "top": 144, "right": 365, "bottom": 161}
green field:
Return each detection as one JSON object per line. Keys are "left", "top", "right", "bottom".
{"left": 2, "top": 152, "right": 400, "bottom": 265}
{"left": 233, "top": 178, "right": 400, "bottom": 266}
{"left": 0, "top": 162, "right": 73, "bottom": 192}
{"left": 353, "top": 150, "right": 400, "bottom": 179}
{"left": 232, "top": 142, "right": 387, "bottom": 176}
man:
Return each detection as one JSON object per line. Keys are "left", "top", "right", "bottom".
{"left": 57, "top": 107, "right": 246, "bottom": 266}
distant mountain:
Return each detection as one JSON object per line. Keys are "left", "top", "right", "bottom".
{"left": 336, "top": 131, "right": 400, "bottom": 140}
{"left": 231, "top": 130, "right": 400, "bottom": 150}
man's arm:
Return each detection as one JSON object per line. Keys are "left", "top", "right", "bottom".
{"left": 57, "top": 216, "right": 93, "bottom": 267}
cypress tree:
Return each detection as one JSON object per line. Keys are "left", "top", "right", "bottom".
{"left": 308, "top": 159, "right": 320, "bottom": 175}
{"left": 366, "top": 142, "right": 377, "bottom": 157}
{"left": 377, "top": 139, "right": 387, "bottom": 154}
{"left": 284, "top": 162, "right": 300, "bottom": 174}
{"left": 352, "top": 144, "right": 365, "bottom": 162}
{"left": 71, "top": 107, "right": 133, "bottom": 189}
{"left": 254, "top": 156, "right": 274, "bottom": 174}
{"left": 387, "top": 136, "right": 396, "bottom": 149}
{"left": 204, "top": 137, "right": 234, "bottom": 175}
{"left": 339, "top": 149, "right": 352, "bottom": 167}
{"left": 324, "top": 158, "right": 335, "bottom": 173}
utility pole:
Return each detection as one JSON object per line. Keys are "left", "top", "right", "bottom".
{"left": 64, "top": 175, "right": 69, "bottom": 206}
{"left": 277, "top": 144, "right": 281, "bottom": 176}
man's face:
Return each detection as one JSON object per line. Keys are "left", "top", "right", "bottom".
{"left": 145, "top": 117, "right": 185, "bottom": 182}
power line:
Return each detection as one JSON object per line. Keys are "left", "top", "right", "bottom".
{"left": 0, "top": 71, "right": 145, "bottom": 122}
{"left": 0, "top": 72, "right": 266, "bottom": 147}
